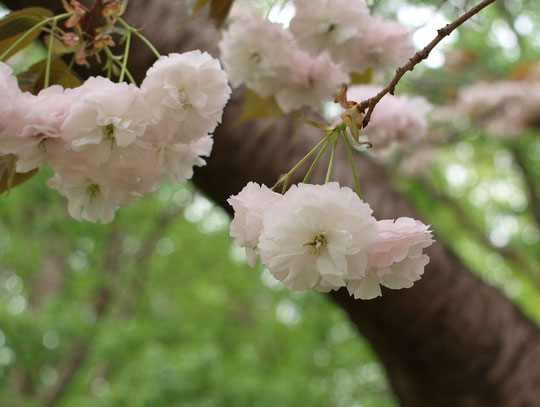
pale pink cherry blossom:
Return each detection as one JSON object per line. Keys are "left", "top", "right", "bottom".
{"left": 218, "top": 11, "right": 296, "bottom": 98}
{"left": 350, "top": 17, "right": 415, "bottom": 73}
{"left": 337, "top": 85, "right": 431, "bottom": 149}
{"left": 228, "top": 182, "right": 282, "bottom": 266}
{"left": 138, "top": 128, "right": 215, "bottom": 193}
{"left": 347, "top": 217, "right": 434, "bottom": 300}
{"left": 258, "top": 182, "right": 378, "bottom": 291}
{"left": 0, "top": 86, "right": 71, "bottom": 172}
{"left": 0, "top": 62, "right": 22, "bottom": 101}
{"left": 290, "top": 0, "right": 370, "bottom": 67}
{"left": 141, "top": 51, "right": 231, "bottom": 142}
{"left": 0, "top": 62, "right": 27, "bottom": 150}
{"left": 60, "top": 76, "right": 153, "bottom": 164}
{"left": 47, "top": 162, "right": 139, "bottom": 224}
{"left": 275, "top": 51, "right": 349, "bottom": 113}
{"left": 435, "top": 80, "right": 540, "bottom": 137}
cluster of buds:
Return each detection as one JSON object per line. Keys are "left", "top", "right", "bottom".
{"left": 60, "top": 0, "right": 127, "bottom": 66}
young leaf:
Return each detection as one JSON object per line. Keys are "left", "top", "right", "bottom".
{"left": 17, "top": 57, "right": 82, "bottom": 93}
{"left": 0, "top": 7, "right": 54, "bottom": 60}
{"left": 0, "top": 7, "right": 53, "bottom": 40}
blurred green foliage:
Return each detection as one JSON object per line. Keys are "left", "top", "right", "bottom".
{"left": 1, "top": 0, "right": 540, "bottom": 406}
{"left": 0, "top": 170, "right": 395, "bottom": 407}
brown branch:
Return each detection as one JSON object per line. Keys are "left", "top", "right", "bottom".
{"left": 357, "top": 0, "right": 498, "bottom": 128}
{"left": 82, "top": 0, "right": 104, "bottom": 37}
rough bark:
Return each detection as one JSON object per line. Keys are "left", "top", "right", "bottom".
{"left": 4, "top": 1, "right": 540, "bottom": 406}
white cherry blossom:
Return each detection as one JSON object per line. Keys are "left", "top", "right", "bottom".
{"left": 141, "top": 51, "right": 231, "bottom": 142}
{"left": 290, "top": 0, "right": 370, "bottom": 65}
{"left": 275, "top": 51, "right": 348, "bottom": 113}
{"left": 351, "top": 17, "right": 415, "bottom": 72}
{"left": 258, "top": 183, "right": 378, "bottom": 291}
{"left": 347, "top": 217, "right": 434, "bottom": 299}
{"left": 228, "top": 182, "right": 282, "bottom": 266}
{"left": 218, "top": 11, "right": 296, "bottom": 98}
{"left": 61, "top": 76, "right": 152, "bottom": 164}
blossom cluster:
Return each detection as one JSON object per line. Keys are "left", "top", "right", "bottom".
{"left": 228, "top": 182, "right": 434, "bottom": 300}
{"left": 0, "top": 51, "right": 231, "bottom": 223}
{"left": 434, "top": 80, "right": 540, "bottom": 137}
{"left": 218, "top": 0, "right": 414, "bottom": 114}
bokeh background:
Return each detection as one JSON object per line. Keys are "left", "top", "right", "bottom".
{"left": 0, "top": 0, "right": 539, "bottom": 406}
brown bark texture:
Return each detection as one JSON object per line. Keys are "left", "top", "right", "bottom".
{"left": 4, "top": 0, "right": 540, "bottom": 406}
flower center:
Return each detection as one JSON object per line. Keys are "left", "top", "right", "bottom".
{"left": 250, "top": 52, "right": 262, "bottom": 65}
{"left": 101, "top": 124, "right": 115, "bottom": 142}
{"left": 177, "top": 89, "right": 192, "bottom": 109}
{"left": 87, "top": 183, "right": 100, "bottom": 200}
{"left": 304, "top": 233, "right": 328, "bottom": 256}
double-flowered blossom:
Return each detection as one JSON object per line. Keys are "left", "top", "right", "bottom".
{"left": 228, "top": 182, "right": 281, "bottom": 266}
{"left": 219, "top": 1, "right": 416, "bottom": 115}
{"left": 275, "top": 51, "right": 349, "bottom": 114}
{"left": 434, "top": 80, "right": 540, "bottom": 137}
{"left": 0, "top": 51, "right": 231, "bottom": 223}
{"left": 228, "top": 182, "right": 434, "bottom": 300}
{"left": 351, "top": 17, "right": 415, "bottom": 73}
{"left": 290, "top": 0, "right": 370, "bottom": 66}
{"left": 347, "top": 217, "right": 434, "bottom": 299}
{"left": 258, "top": 183, "right": 378, "bottom": 291}
{"left": 219, "top": 11, "right": 297, "bottom": 98}
{"left": 218, "top": 10, "right": 349, "bottom": 113}
{"left": 141, "top": 51, "right": 230, "bottom": 142}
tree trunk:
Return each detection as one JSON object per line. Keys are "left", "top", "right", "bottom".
{"left": 5, "top": 0, "right": 540, "bottom": 405}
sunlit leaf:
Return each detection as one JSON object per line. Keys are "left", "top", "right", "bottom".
{"left": 236, "top": 90, "right": 283, "bottom": 124}
{"left": 349, "top": 69, "right": 373, "bottom": 85}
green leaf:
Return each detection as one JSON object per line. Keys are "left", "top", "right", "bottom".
{"left": 0, "top": 7, "right": 53, "bottom": 41}
{"left": 236, "top": 90, "right": 283, "bottom": 124}
{"left": 43, "top": 34, "right": 72, "bottom": 56}
{"left": 0, "top": 7, "right": 54, "bottom": 60}
{"left": 17, "top": 57, "right": 82, "bottom": 93}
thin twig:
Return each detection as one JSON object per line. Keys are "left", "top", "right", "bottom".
{"left": 357, "top": 0, "right": 498, "bottom": 129}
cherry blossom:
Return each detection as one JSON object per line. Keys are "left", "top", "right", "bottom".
{"left": 228, "top": 182, "right": 282, "bottom": 266}
{"left": 347, "top": 217, "right": 434, "bottom": 299}
{"left": 257, "top": 183, "right": 378, "bottom": 291}
{"left": 141, "top": 51, "right": 231, "bottom": 142}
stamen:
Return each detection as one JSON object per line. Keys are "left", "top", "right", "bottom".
{"left": 303, "top": 234, "right": 328, "bottom": 255}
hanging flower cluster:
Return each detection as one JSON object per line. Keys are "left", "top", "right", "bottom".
{"left": 218, "top": 0, "right": 415, "bottom": 114}
{"left": 229, "top": 182, "right": 434, "bottom": 299}
{"left": 0, "top": 51, "right": 231, "bottom": 223}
